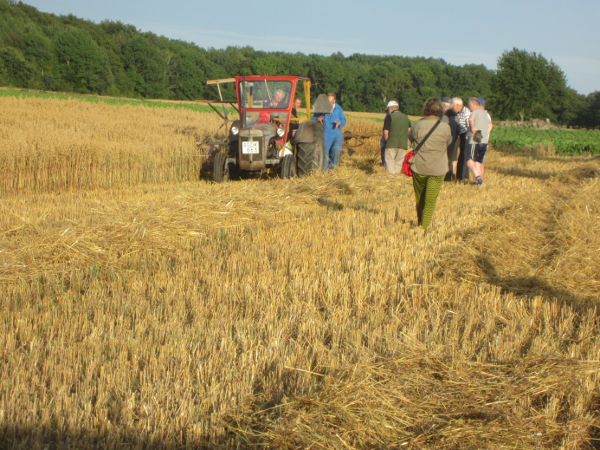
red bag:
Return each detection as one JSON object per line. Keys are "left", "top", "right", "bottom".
{"left": 402, "top": 150, "right": 414, "bottom": 177}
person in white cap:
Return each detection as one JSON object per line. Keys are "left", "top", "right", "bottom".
{"left": 383, "top": 100, "right": 411, "bottom": 174}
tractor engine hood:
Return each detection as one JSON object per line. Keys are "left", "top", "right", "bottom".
{"left": 240, "top": 122, "right": 278, "bottom": 141}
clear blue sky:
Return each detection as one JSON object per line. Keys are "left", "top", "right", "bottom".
{"left": 24, "top": 0, "right": 600, "bottom": 95}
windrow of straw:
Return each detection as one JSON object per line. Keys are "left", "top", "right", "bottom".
{"left": 1, "top": 96, "right": 599, "bottom": 449}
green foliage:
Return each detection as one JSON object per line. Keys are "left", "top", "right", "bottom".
{"left": 53, "top": 27, "right": 109, "bottom": 93}
{"left": 586, "top": 92, "right": 600, "bottom": 127}
{"left": 492, "top": 48, "right": 568, "bottom": 122}
{"left": 121, "top": 35, "right": 168, "bottom": 98}
{"left": 24, "top": 31, "right": 53, "bottom": 66}
{"left": 0, "top": 0, "right": 502, "bottom": 114}
{"left": 569, "top": 91, "right": 600, "bottom": 129}
{"left": 0, "top": 1, "right": 592, "bottom": 123}
{"left": 490, "top": 127, "right": 600, "bottom": 155}
{"left": 555, "top": 88, "right": 586, "bottom": 125}
{"left": 166, "top": 45, "right": 206, "bottom": 100}
{"left": 0, "top": 46, "right": 32, "bottom": 87}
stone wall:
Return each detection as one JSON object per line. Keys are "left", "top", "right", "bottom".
{"left": 495, "top": 119, "right": 559, "bottom": 130}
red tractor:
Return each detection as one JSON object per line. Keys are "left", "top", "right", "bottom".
{"left": 205, "top": 76, "right": 326, "bottom": 181}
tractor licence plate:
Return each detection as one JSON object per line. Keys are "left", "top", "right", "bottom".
{"left": 242, "top": 141, "right": 259, "bottom": 154}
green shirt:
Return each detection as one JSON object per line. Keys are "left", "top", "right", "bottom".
{"left": 384, "top": 110, "right": 410, "bottom": 150}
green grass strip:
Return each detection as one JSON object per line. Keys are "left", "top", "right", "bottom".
{"left": 0, "top": 88, "right": 237, "bottom": 115}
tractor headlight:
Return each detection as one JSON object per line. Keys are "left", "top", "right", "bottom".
{"left": 277, "top": 128, "right": 285, "bottom": 138}
{"left": 231, "top": 126, "right": 239, "bottom": 136}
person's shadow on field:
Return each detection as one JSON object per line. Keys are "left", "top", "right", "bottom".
{"left": 475, "top": 255, "right": 589, "bottom": 308}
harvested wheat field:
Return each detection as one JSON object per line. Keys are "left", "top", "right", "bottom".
{"left": 1, "top": 95, "right": 599, "bottom": 449}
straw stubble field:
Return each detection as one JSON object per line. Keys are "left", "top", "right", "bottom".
{"left": 1, "top": 96, "right": 599, "bottom": 449}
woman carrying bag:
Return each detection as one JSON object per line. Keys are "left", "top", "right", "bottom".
{"left": 407, "top": 98, "right": 452, "bottom": 230}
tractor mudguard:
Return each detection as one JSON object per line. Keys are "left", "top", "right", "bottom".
{"left": 294, "top": 120, "right": 322, "bottom": 144}
{"left": 312, "top": 94, "right": 334, "bottom": 115}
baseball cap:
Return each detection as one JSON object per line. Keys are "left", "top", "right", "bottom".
{"left": 386, "top": 100, "right": 399, "bottom": 108}
{"left": 478, "top": 97, "right": 486, "bottom": 106}
{"left": 442, "top": 97, "right": 453, "bottom": 103}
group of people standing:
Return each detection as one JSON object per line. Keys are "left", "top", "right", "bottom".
{"left": 305, "top": 92, "right": 492, "bottom": 231}
{"left": 381, "top": 96, "right": 492, "bottom": 229}
{"left": 449, "top": 97, "right": 493, "bottom": 185}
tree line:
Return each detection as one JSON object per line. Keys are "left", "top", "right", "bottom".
{"left": 0, "top": 0, "right": 598, "bottom": 126}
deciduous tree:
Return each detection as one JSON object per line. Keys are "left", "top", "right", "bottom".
{"left": 53, "top": 27, "right": 108, "bottom": 93}
{"left": 121, "top": 35, "right": 168, "bottom": 98}
{"left": 492, "top": 48, "right": 568, "bottom": 121}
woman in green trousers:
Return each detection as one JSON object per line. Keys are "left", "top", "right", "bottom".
{"left": 408, "top": 98, "right": 452, "bottom": 230}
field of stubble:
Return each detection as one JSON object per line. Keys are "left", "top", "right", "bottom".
{"left": 1, "top": 96, "right": 600, "bottom": 449}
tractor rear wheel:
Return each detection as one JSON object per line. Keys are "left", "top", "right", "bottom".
{"left": 213, "top": 152, "right": 230, "bottom": 182}
{"left": 296, "top": 127, "right": 324, "bottom": 176}
{"left": 281, "top": 154, "right": 296, "bottom": 179}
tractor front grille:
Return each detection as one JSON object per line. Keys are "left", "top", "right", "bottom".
{"left": 239, "top": 130, "right": 265, "bottom": 170}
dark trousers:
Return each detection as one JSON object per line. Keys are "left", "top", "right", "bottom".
{"left": 456, "top": 133, "right": 470, "bottom": 180}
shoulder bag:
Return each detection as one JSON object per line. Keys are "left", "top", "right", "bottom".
{"left": 402, "top": 120, "right": 441, "bottom": 177}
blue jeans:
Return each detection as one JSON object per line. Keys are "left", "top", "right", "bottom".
{"left": 324, "top": 133, "right": 344, "bottom": 171}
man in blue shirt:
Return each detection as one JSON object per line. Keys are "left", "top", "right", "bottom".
{"left": 312, "top": 93, "right": 346, "bottom": 171}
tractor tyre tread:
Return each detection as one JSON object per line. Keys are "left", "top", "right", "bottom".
{"left": 281, "top": 154, "right": 296, "bottom": 179}
{"left": 297, "top": 127, "right": 324, "bottom": 176}
{"left": 213, "top": 152, "right": 229, "bottom": 182}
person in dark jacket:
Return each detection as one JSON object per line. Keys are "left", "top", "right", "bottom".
{"left": 383, "top": 100, "right": 410, "bottom": 174}
{"left": 441, "top": 97, "right": 460, "bottom": 180}
{"left": 380, "top": 98, "right": 400, "bottom": 167}
{"left": 453, "top": 97, "right": 471, "bottom": 181}
{"left": 291, "top": 96, "right": 302, "bottom": 118}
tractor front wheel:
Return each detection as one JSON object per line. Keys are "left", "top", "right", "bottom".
{"left": 213, "top": 152, "right": 230, "bottom": 182}
{"left": 281, "top": 154, "right": 296, "bottom": 179}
